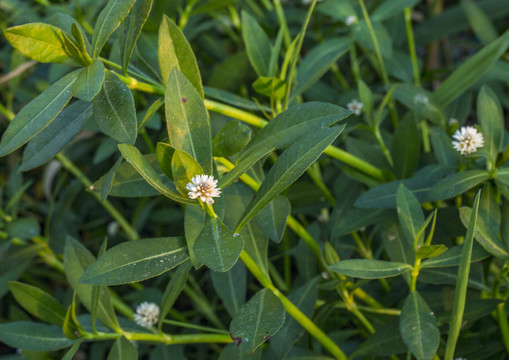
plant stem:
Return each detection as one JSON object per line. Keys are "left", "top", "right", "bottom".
{"left": 273, "top": 0, "right": 291, "bottom": 47}
{"left": 83, "top": 330, "right": 232, "bottom": 345}
{"left": 240, "top": 250, "right": 348, "bottom": 360}
{"left": 161, "top": 319, "right": 229, "bottom": 335}
{"left": 404, "top": 7, "right": 421, "bottom": 86}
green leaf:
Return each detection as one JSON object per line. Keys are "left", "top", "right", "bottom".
{"left": 353, "top": 20, "right": 392, "bottom": 58}
{"left": 396, "top": 184, "right": 424, "bottom": 247}
{"left": 8, "top": 281, "right": 66, "bottom": 326}
{"left": 0, "top": 321, "right": 76, "bottom": 351}
{"left": 252, "top": 76, "right": 287, "bottom": 99}
{"left": 353, "top": 320, "right": 407, "bottom": 357}
{"left": 0, "top": 244, "right": 40, "bottom": 299}
{"left": 72, "top": 59, "right": 105, "bottom": 101}
{"left": 332, "top": 208, "right": 386, "bottom": 237}
{"left": 429, "top": 170, "right": 490, "bottom": 201}
{"left": 212, "top": 121, "right": 252, "bottom": 157}
{"left": 219, "top": 344, "right": 262, "bottom": 360}
{"left": 156, "top": 142, "right": 175, "bottom": 179}
{"left": 391, "top": 115, "right": 421, "bottom": 178}
{"left": 101, "top": 157, "right": 123, "bottom": 201}
{"left": 204, "top": 86, "right": 271, "bottom": 112}
{"left": 254, "top": 196, "right": 291, "bottom": 243}
{"left": 71, "top": 23, "right": 92, "bottom": 64}
{"left": 392, "top": 85, "right": 445, "bottom": 126}
{"left": 4, "top": 23, "right": 83, "bottom": 66}
{"left": 329, "top": 259, "right": 412, "bottom": 279}
{"left": 165, "top": 68, "right": 212, "bottom": 174}
{"left": 62, "top": 340, "right": 83, "bottom": 360}
{"left": 20, "top": 101, "right": 92, "bottom": 172}
{"left": 0, "top": 70, "right": 78, "bottom": 157}
{"left": 193, "top": 216, "right": 243, "bottom": 272}
{"left": 159, "top": 261, "right": 192, "bottom": 330}
{"left": 434, "top": 29, "right": 509, "bottom": 106}
{"left": 92, "top": 0, "right": 137, "bottom": 57}
{"left": 461, "top": 0, "right": 498, "bottom": 45}
{"left": 118, "top": 143, "right": 193, "bottom": 203}
{"left": 421, "top": 244, "right": 488, "bottom": 268}
{"left": 171, "top": 149, "right": 204, "bottom": 195}
{"left": 459, "top": 206, "right": 509, "bottom": 259}
{"left": 210, "top": 261, "right": 247, "bottom": 317}
{"left": 399, "top": 291, "right": 440, "bottom": 360}
{"left": 121, "top": 0, "right": 153, "bottom": 74}
{"left": 107, "top": 336, "right": 138, "bottom": 360}
{"left": 219, "top": 103, "right": 349, "bottom": 189}
{"left": 236, "top": 125, "right": 344, "bottom": 232}
{"left": 184, "top": 204, "right": 206, "bottom": 268}
{"left": 241, "top": 11, "right": 272, "bottom": 77}
{"left": 93, "top": 70, "right": 137, "bottom": 144}
{"left": 371, "top": 0, "right": 420, "bottom": 21}
{"left": 80, "top": 237, "right": 189, "bottom": 285}
{"left": 358, "top": 79, "right": 374, "bottom": 121}
{"left": 444, "top": 191, "right": 480, "bottom": 359}
{"left": 5, "top": 217, "right": 40, "bottom": 239}
{"left": 230, "top": 288, "right": 285, "bottom": 354}
{"left": 416, "top": 245, "right": 448, "bottom": 260}
{"left": 158, "top": 14, "right": 203, "bottom": 96}
{"left": 477, "top": 85, "right": 504, "bottom": 162}
{"left": 294, "top": 38, "right": 350, "bottom": 98}
{"left": 64, "top": 237, "right": 119, "bottom": 330}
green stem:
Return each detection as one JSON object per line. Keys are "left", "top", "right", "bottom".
{"left": 83, "top": 330, "right": 232, "bottom": 345}
{"left": 161, "top": 319, "right": 229, "bottom": 335}
{"left": 373, "top": 127, "right": 394, "bottom": 167}
{"left": 323, "top": 146, "right": 384, "bottom": 181}
{"left": 404, "top": 7, "right": 421, "bottom": 86}
{"left": 493, "top": 264, "right": 509, "bottom": 354}
{"left": 240, "top": 250, "right": 348, "bottom": 360}
{"left": 273, "top": 0, "right": 291, "bottom": 47}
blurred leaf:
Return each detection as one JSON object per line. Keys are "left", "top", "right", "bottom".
{"left": 461, "top": 0, "right": 498, "bottom": 45}
{"left": 211, "top": 261, "right": 247, "bottom": 317}
{"left": 241, "top": 11, "right": 272, "bottom": 77}
{"left": 371, "top": 0, "right": 420, "bottom": 21}
{"left": 165, "top": 68, "right": 212, "bottom": 174}
{"left": 93, "top": 71, "right": 137, "bottom": 144}
{"left": 416, "top": 245, "right": 448, "bottom": 260}
{"left": 62, "top": 340, "right": 83, "bottom": 360}
{"left": 253, "top": 76, "right": 287, "bottom": 99}
{"left": 5, "top": 217, "right": 40, "bottom": 239}
{"left": 353, "top": 20, "right": 392, "bottom": 58}
{"left": 107, "top": 337, "right": 138, "bottom": 360}
{"left": 353, "top": 320, "right": 407, "bottom": 357}
{"left": 0, "top": 70, "right": 78, "bottom": 157}
{"left": 477, "top": 85, "right": 504, "bottom": 162}
{"left": 121, "top": 0, "right": 153, "bottom": 74}
{"left": 0, "top": 244, "right": 40, "bottom": 299}
{"left": 72, "top": 59, "right": 105, "bottom": 101}
{"left": 0, "top": 321, "right": 75, "bottom": 351}
{"left": 8, "top": 282, "right": 66, "bottom": 326}
{"left": 158, "top": 14, "right": 203, "bottom": 96}
{"left": 400, "top": 291, "right": 439, "bottom": 360}
{"left": 236, "top": 126, "right": 344, "bottom": 232}
{"left": 205, "top": 86, "right": 271, "bottom": 112}
{"left": 92, "top": 0, "right": 137, "bottom": 57}
{"left": 358, "top": 79, "right": 374, "bottom": 121}
{"left": 184, "top": 204, "right": 206, "bottom": 268}
{"left": 159, "top": 261, "right": 192, "bottom": 329}
{"left": 193, "top": 216, "right": 243, "bottom": 272}
{"left": 212, "top": 121, "right": 252, "bottom": 157}
{"left": 171, "top": 148, "right": 204, "bottom": 195}
{"left": 80, "top": 237, "right": 189, "bottom": 285}
{"left": 230, "top": 288, "right": 285, "bottom": 354}
{"left": 396, "top": 184, "right": 424, "bottom": 247}
{"left": 332, "top": 208, "right": 385, "bottom": 237}
{"left": 4, "top": 23, "right": 83, "bottom": 65}
{"left": 219, "top": 343, "right": 261, "bottom": 360}
{"left": 101, "top": 157, "right": 123, "bottom": 201}
{"left": 329, "top": 259, "right": 412, "bottom": 279}
{"left": 391, "top": 115, "right": 421, "bottom": 179}
{"left": 393, "top": 85, "right": 445, "bottom": 126}
{"left": 20, "top": 101, "right": 92, "bottom": 171}
{"left": 254, "top": 196, "right": 291, "bottom": 243}
{"left": 64, "top": 237, "right": 119, "bottom": 330}
{"left": 421, "top": 243, "right": 489, "bottom": 268}
{"left": 156, "top": 142, "right": 175, "bottom": 179}
{"left": 429, "top": 170, "right": 490, "bottom": 201}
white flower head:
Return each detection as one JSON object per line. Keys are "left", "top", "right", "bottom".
{"left": 452, "top": 126, "right": 484, "bottom": 155}
{"left": 186, "top": 175, "right": 221, "bottom": 205}
{"left": 347, "top": 99, "right": 363, "bottom": 115}
{"left": 134, "top": 302, "right": 159, "bottom": 329}
{"left": 345, "top": 15, "right": 358, "bottom": 26}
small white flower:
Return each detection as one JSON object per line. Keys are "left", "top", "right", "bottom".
{"left": 134, "top": 302, "right": 159, "bottom": 329}
{"left": 452, "top": 126, "right": 484, "bottom": 155}
{"left": 345, "top": 15, "right": 357, "bottom": 26}
{"left": 186, "top": 175, "right": 221, "bottom": 205}
{"left": 413, "top": 93, "right": 429, "bottom": 105}
{"left": 347, "top": 99, "right": 363, "bottom": 115}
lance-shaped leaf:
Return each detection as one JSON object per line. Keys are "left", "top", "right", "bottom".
{"left": 194, "top": 216, "right": 243, "bottom": 272}
{"left": 8, "top": 281, "right": 67, "bottom": 326}
{"left": 80, "top": 237, "right": 189, "bottom": 285}
{"left": 241, "top": 11, "right": 272, "bottom": 77}
{"left": 236, "top": 125, "right": 344, "bottom": 232}
{"left": 230, "top": 288, "right": 285, "bottom": 354}
{"left": 429, "top": 170, "right": 490, "bottom": 201}
{"left": 165, "top": 68, "right": 212, "bottom": 174}
{"left": 159, "top": 261, "right": 192, "bottom": 330}
{"left": 421, "top": 244, "right": 489, "bottom": 268}
{"left": 397, "top": 184, "right": 424, "bottom": 247}
{"left": 254, "top": 196, "right": 291, "bottom": 243}
{"left": 20, "top": 101, "right": 92, "bottom": 171}
{"left": 400, "top": 291, "right": 439, "bottom": 360}
{"left": 72, "top": 59, "right": 105, "bottom": 101}
{"left": 391, "top": 114, "right": 421, "bottom": 177}
{"left": 92, "top": 0, "right": 137, "bottom": 57}
{"left": 118, "top": 143, "right": 193, "bottom": 203}
{"left": 94, "top": 70, "right": 137, "bottom": 144}
{"left": 107, "top": 337, "right": 138, "bottom": 360}
{"left": 63, "top": 237, "right": 119, "bottom": 330}
{"left": 0, "top": 321, "right": 76, "bottom": 351}
{"left": 158, "top": 15, "right": 203, "bottom": 96}
{"left": 211, "top": 261, "right": 247, "bottom": 317}
{"left": 0, "top": 70, "right": 78, "bottom": 157}
{"left": 171, "top": 148, "right": 204, "bottom": 195}
{"left": 121, "top": 0, "right": 153, "bottom": 74}
{"left": 4, "top": 23, "right": 83, "bottom": 66}
{"left": 459, "top": 206, "right": 509, "bottom": 259}
{"left": 212, "top": 121, "right": 252, "bottom": 157}
{"left": 477, "top": 85, "right": 504, "bottom": 162}
{"left": 219, "top": 102, "right": 350, "bottom": 189}
{"left": 329, "top": 259, "right": 412, "bottom": 279}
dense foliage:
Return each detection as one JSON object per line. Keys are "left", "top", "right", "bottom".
{"left": 0, "top": 0, "right": 509, "bottom": 359}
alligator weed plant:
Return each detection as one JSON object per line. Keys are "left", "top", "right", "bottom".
{"left": 0, "top": 0, "right": 509, "bottom": 359}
